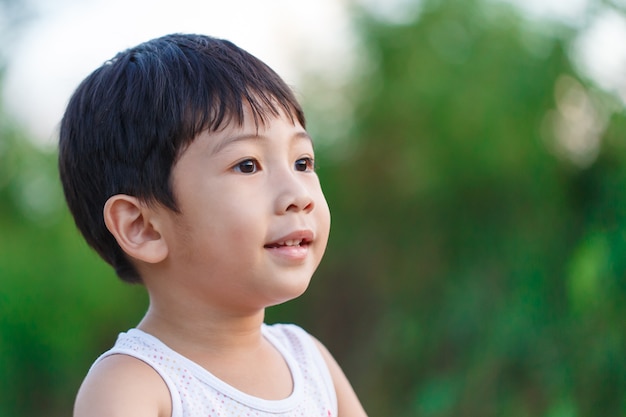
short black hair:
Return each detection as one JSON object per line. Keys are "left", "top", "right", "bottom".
{"left": 58, "top": 33, "right": 305, "bottom": 283}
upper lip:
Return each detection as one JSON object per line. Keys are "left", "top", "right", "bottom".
{"left": 264, "top": 230, "right": 314, "bottom": 248}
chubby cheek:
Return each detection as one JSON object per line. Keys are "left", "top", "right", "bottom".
{"left": 315, "top": 193, "right": 332, "bottom": 255}
{"left": 210, "top": 200, "right": 259, "bottom": 241}
{"left": 172, "top": 193, "right": 250, "bottom": 254}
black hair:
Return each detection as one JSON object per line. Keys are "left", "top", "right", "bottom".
{"left": 58, "top": 33, "right": 305, "bottom": 283}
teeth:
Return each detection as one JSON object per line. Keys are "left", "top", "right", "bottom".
{"left": 271, "top": 239, "right": 303, "bottom": 247}
{"left": 266, "top": 238, "right": 308, "bottom": 248}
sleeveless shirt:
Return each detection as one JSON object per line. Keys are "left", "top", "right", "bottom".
{"left": 92, "top": 323, "right": 338, "bottom": 417}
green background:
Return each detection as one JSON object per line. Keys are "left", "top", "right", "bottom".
{"left": 2, "top": 0, "right": 626, "bottom": 415}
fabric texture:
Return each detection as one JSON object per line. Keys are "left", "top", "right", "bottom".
{"left": 92, "top": 323, "right": 338, "bottom": 417}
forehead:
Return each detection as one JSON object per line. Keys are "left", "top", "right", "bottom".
{"left": 207, "top": 102, "right": 309, "bottom": 146}
{"left": 179, "top": 111, "right": 310, "bottom": 161}
{"left": 194, "top": 91, "right": 305, "bottom": 143}
{"left": 213, "top": 122, "right": 311, "bottom": 152}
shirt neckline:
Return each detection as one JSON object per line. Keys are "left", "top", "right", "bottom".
{"left": 126, "top": 324, "right": 304, "bottom": 413}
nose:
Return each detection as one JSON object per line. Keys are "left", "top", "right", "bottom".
{"left": 273, "top": 170, "right": 315, "bottom": 214}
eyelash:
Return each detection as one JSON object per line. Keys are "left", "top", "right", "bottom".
{"left": 295, "top": 157, "right": 315, "bottom": 172}
{"left": 233, "top": 159, "right": 259, "bottom": 174}
{"left": 232, "top": 157, "right": 316, "bottom": 174}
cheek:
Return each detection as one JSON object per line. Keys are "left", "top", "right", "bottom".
{"left": 209, "top": 196, "right": 264, "bottom": 240}
{"left": 316, "top": 191, "right": 332, "bottom": 238}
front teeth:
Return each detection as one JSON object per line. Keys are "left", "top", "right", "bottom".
{"left": 281, "top": 239, "right": 302, "bottom": 247}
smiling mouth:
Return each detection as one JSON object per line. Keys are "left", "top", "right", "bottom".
{"left": 264, "top": 238, "right": 311, "bottom": 249}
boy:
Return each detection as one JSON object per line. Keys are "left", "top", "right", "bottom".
{"left": 59, "top": 34, "right": 367, "bottom": 417}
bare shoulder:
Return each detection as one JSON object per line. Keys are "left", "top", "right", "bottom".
{"left": 74, "top": 354, "right": 171, "bottom": 417}
{"left": 312, "top": 338, "right": 369, "bottom": 417}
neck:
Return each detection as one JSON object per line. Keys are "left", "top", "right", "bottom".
{"left": 137, "top": 292, "right": 267, "bottom": 357}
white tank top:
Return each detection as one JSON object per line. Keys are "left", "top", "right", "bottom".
{"left": 92, "top": 323, "right": 338, "bottom": 417}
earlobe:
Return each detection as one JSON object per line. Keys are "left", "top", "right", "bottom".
{"left": 103, "top": 195, "right": 168, "bottom": 264}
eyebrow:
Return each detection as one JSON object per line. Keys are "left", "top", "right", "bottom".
{"left": 211, "top": 130, "right": 313, "bottom": 155}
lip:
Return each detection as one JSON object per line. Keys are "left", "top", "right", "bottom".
{"left": 264, "top": 230, "right": 314, "bottom": 248}
{"left": 264, "top": 230, "right": 314, "bottom": 262}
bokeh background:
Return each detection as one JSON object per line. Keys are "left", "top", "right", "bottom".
{"left": 2, "top": 0, "right": 626, "bottom": 416}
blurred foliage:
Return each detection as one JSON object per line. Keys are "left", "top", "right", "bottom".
{"left": 2, "top": 0, "right": 626, "bottom": 416}
{"left": 292, "top": 0, "right": 626, "bottom": 416}
{"left": 0, "top": 92, "right": 148, "bottom": 417}
{"left": 0, "top": 2, "right": 145, "bottom": 416}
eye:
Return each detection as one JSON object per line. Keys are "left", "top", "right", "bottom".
{"left": 233, "top": 159, "right": 259, "bottom": 174}
{"left": 295, "top": 157, "right": 315, "bottom": 172}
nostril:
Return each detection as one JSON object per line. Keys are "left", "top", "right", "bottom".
{"left": 274, "top": 175, "right": 316, "bottom": 214}
{"left": 286, "top": 198, "right": 314, "bottom": 213}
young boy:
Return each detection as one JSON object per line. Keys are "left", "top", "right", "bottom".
{"left": 58, "top": 34, "right": 367, "bottom": 417}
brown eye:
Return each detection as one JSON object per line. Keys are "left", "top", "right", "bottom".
{"left": 295, "top": 158, "right": 314, "bottom": 172}
{"left": 234, "top": 159, "right": 259, "bottom": 174}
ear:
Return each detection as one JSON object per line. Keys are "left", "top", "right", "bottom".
{"left": 103, "top": 194, "right": 168, "bottom": 264}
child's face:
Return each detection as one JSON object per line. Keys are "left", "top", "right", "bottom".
{"left": 157, "top": 108, "right": 331, "bottom": 312}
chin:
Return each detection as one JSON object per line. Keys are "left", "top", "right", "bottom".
{"left": 267, "top": 279, "right": 312, "bottom": 308}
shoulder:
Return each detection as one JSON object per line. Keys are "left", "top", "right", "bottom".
{"left": 265, "top": 324, "right": 368, "bottom": 416}
{"left": 310, "top": 337, "right": 369, "bottom": 417}
{"left": 73, "top": 354, "right": 171, "bottom": 417}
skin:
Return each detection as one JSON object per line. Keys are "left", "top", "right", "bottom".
{"left": 74, "top": 110, "right": 368, "bottom": 417}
